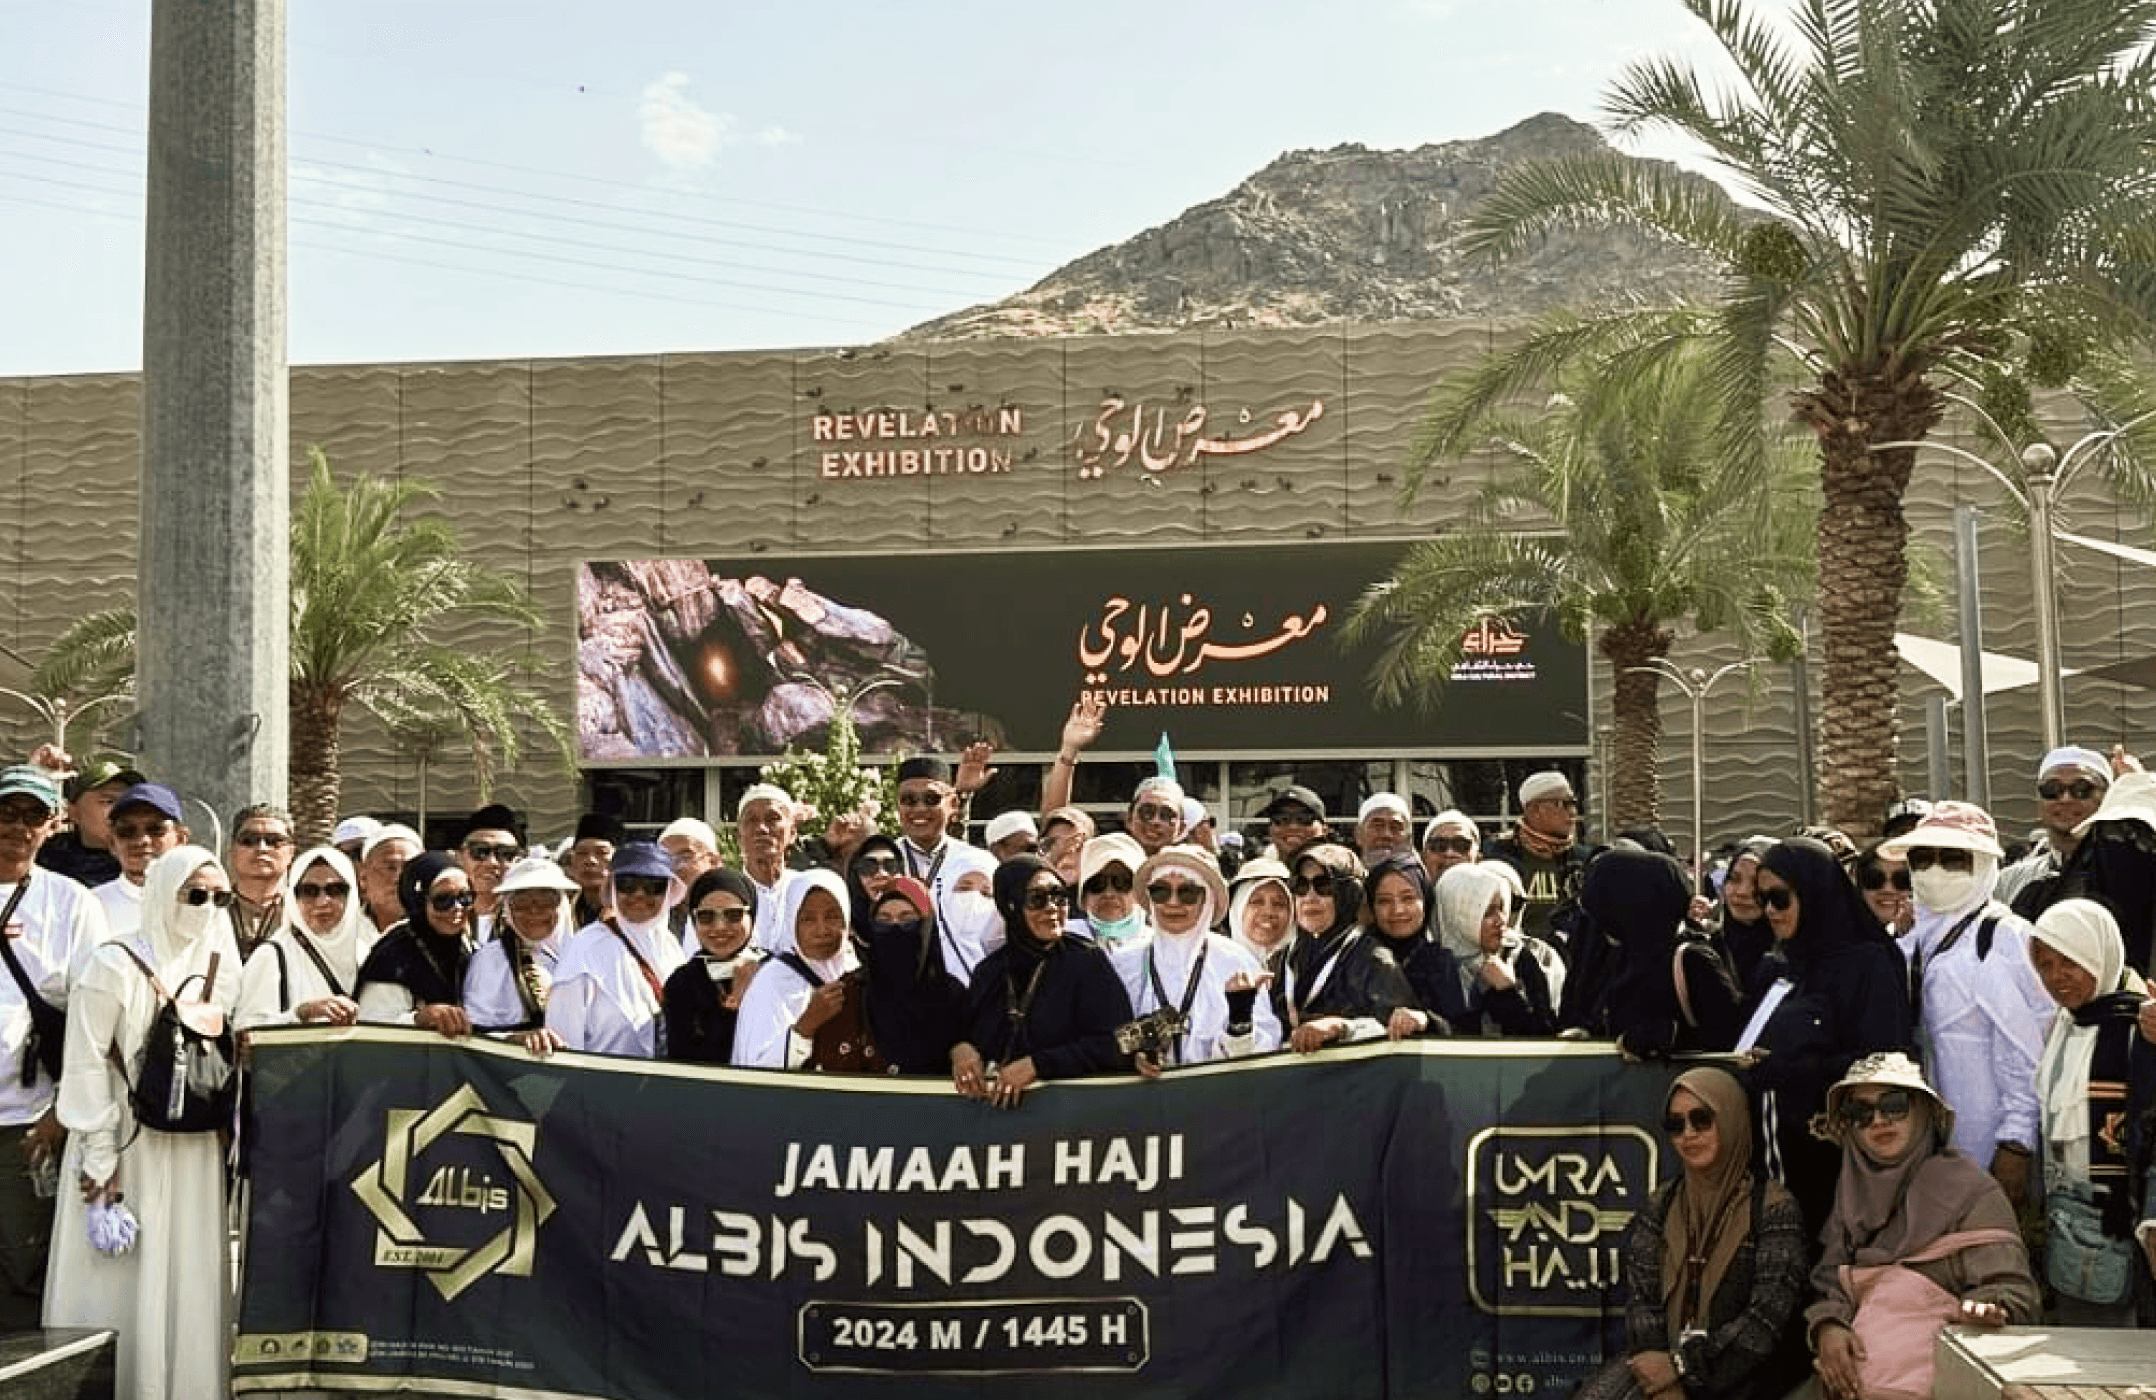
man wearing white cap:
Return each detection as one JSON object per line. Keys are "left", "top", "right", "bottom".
{"left": 1355, "top": 793, "right": 1412, "bottom": 863}
{"left": 983, "top": 810, "right": 1038, "bottom": 863}
{"left": 1484, "top": 771, "right": 1589, "bottom": 947}
{"left": 1996, "top": 746, "right": 2110, "bottom": 916}
{"left": 357, "top": 823, "right": 421, "bottom": 933}
{"left": 1419, "top": 810, "right": 1480, "bottom": 886}
{"left": 735, "top": 783, "right": 800, "bottom": 924}
{"left": 331, "top": 814, "right": 382, "bottom": 862}
{"left": 1880, "top": 801, "right": 2055, "bottom": 1204}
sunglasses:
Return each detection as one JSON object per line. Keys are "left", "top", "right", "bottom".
{"left": 1859, "top": 868, "right": 1911, "bottom": 893}
{"left": 1270, "top": 809, "right": 1319, "bottom": 826}
{"left": 1289, "top": 873, "right": 1336, "bottom": 896}
{"left": 2038, "top": 779, "right": 2101, "bottom": 802}
{"left": 614, "top": 875, "right": 670, "bottom": 898}
{"left": 236, "top": 831, "right": 292, "bottom": 849}
{"left": 1132, "top": 803, "right": 1179, "bottom": 825}
{"left": 429, "top": 891, "right": 477, "bottom": 912}
{"left": 463, "top": 842, "right": 520, "bottom": 863}
{"left": 0, "top": 803, "right": 50, "bottom": 829}
{"left": 1904, "top": 848, "right": 1974, "bottom": 873}
{"left": 1146, "top": 882, "right": 1205, "bottom": 906}
{"left": 1758, "top": 886, "right": 1796, "bottom": 911}
{"left": 113, "top": 820, "right": 173, "bottom": 841}
{"left": 851, "top": 854, "right": 902, "bottom": 877}
{"left": 692, "top": 905, "right": 750, "bottom": 927}
{"left": 1424, "top": 835, "right": 1475, "bottom": 856}
{"left": 295, "top": 881, "right": 351, "bottom": 902}
{"left": 1533, "top": 797, "right": 1581, "bottom": 812}
{"left": 1082, "top": 870, "right": 1134, "bottom": 897}
{"left": 1662, "top": 1107, "right": 1715, "bottom": 1136}
{"left": 896, "top": 791, "right": 950, "bottom": 809}
{"left": 1022, "top": 887, "right": 1070, "bottom": 911}
{"left": 1837, "top": 1088, "right": 1914, "bottom": 1129}
{"left": 179, "top": 887, "right": 236, "bottom": 907}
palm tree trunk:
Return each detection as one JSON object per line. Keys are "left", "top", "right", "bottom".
{"left": 1798, "top": 365, "right": 1942, "bottom": 839}
{"left": 1598, "top": 618, "right": 1674, "bottom": 832}
{"left": 289, "top": 682, "right": 345, "bottom": 847}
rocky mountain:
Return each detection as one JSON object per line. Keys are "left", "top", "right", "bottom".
{"left": 899, "top": 113, "right": 1728, "bottom": 340}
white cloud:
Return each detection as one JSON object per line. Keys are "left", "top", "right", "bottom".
{"left": 639, "top": 72, "right": 734, "bottom": 171}
{"left": 754, "top": 126, "right": 801, "bottom": 147}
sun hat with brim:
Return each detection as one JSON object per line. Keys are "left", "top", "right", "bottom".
{"left": 1134, "top": 844, "right": 1230, "bottom": 915}
{"left": 1078, "top": 832, "right": 1146, "bottom": 888}
{"left": 1813, "top": 1050, "right": 1952, "bottom": 1145}
{"left": 1290, "top": 841, "right": 1366, "bottom": 883}
{"left": 2073, "top": 770, "right": 2156, "bottom": 838}
{"left": 497, "top": 856, "right": 580, "bottom": 897}
{"left": 1229, "top": 855, "right": 1289, "bottom": 889}
{"left": 1877, "top": 800, "right": 2003, "bottom": 861}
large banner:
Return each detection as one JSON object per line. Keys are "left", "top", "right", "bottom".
{"left": 237, "top": 1032, "right": 1673, "bottom": 1400}
{"left": 576, "top": 543, "right": 1590, "bottom": 761}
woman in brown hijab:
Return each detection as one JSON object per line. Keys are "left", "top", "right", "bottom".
{"left": 1804, "top": 1052, "right": 2038, "bottom": 1400}
{"left": 1577, "top": 1066, "right": 1809, "bottom": 1400}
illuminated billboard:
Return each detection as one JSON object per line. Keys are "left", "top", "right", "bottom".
{"left": 576, "top": 544, "right": 1589, "bottom": 761}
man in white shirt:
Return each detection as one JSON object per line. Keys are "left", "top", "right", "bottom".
{"left": 0, "top": 764, "right": 108, "bottom": 1330}
{"left": 90, "top": 782, "right": 188, "bottom": 940}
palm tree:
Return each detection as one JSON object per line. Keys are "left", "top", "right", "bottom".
{"left": 1347, "top": 330, "right": 1812, "bottom": 829}
{"left": 34, "top": 448, "right": 573, "bottom": 842}
{"left": 1457, "top": 0, "right": 2156, "bottom": 834}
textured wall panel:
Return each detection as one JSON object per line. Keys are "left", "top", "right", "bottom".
{"left": 792, "top": 346, "right": 931, "bottom": 552}
{"left": 289, "top": 363, "right": 402, "bottom": 482}
{"left": 1196, "top": 324, "right": 1347, "bottom": 542}
{"left": 1059, "top": 334, "right": 1210, "bottom": 544}
{"left": 917, "top": 338, "right": 1065, "bottom": 549}
{"left": 656, "top": 352, "right": 794, "bottom": 559}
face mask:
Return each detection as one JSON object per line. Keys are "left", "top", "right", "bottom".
{"left": 172, "top": 900, "right": 220, "bottom": 947}
{"left": 945, "top": 890, "right": 1004, "bottom": 955}
{"left": 1909, "top": 867, "right": 1979, "bottom": 915}
{"left": 1088, "top": 908, "right": 1145, "bottom": 946}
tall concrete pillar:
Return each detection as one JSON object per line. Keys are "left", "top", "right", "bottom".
{"left": 138, "top": 0, "right": 288, "bottom": 838}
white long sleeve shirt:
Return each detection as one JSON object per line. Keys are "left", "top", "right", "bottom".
{"left": 1898, "top": 900, "right": 2055, "bottom": 1156}
{"left": 1109, "top": 928, "right": 1280, "bottom": 1065}
{"left": 0, "top": 872, "right": 106, "bottom": 1126}
{"left": 546, "top": 917, "right": 684, "bottom": 1058}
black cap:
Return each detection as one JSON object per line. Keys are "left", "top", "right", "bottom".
{"left": 1259, "top": 784, "right": 1327, "bottom": 821}
{"left": 459, "top": 803, "right": 524, "bottom": 844}
{"left": 895, "top": 756, "right": 951, "bottom": 784}
{"left": 573, "top": 811, "right": 627, "bottom": 846}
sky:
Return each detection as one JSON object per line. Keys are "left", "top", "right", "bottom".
{"left": 0, "top": 0, "right": 1756, "bottom": 377}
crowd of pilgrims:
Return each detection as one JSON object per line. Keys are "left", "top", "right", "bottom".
{"left": 8, "top": 728, "right": 2156, "bottom": 1399}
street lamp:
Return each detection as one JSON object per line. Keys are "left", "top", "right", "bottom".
{"left": 1627, "top": 658, "right": 1750, "bottom": 893}
{"left": 1886, "top": 403, "right": 2156, "bottom": 752}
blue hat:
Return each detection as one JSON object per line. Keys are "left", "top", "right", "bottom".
{"left": 0, "top": 765, "right": 63, "bottom": 813}
{"left": 609, "top": 841, "right": 671, "bottom": 882}
{"left": 111, "top": 782, "right": 185, "bottom": 824}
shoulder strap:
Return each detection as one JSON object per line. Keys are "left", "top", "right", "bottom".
{"left": 601, "top": 918, "right": 668, "bottom": 1009}
{"left": 1893, "top": 1225, "right": 2023, "bottom": 1268}
{"left": 1672, "top": 940, "right": 1695, "bottom": 1027}
{"left": 0, "top": 878, "right": 45, "bottom": 1007}
{"left": 286, "top": 930, "right": 349, "bottom": 1000}
{"left": 774, "top": 951, "right": 825, "bottom": 988}
{"left": 272, "top": 940, "right": 290, "bottom": 1012}
{"left": 1975, "top": 913, "right": 2000, "bottom": 962}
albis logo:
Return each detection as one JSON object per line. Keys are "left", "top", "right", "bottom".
{"left": 351, "top": 1083, "right": 557, "bottom": 1301}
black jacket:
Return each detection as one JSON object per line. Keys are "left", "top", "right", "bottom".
{"left": 961, "top": 936, "right": 1133, "bottom": 1081}
{"left": 1418, "top": 941, "right": 1558, "bottom": 1037}
{"left": 1268, "top": 930, "right": 1414, "bottom": 1028}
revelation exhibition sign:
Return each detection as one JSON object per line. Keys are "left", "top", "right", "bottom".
{"left": 575, "top": 542, "right": 1590, "bottom": 761}
{"left": 237, "top": 1031, "right": 1672, "bottom": 1400}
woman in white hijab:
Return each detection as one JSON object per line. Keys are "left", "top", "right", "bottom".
{"left": 2027, "top": 898, "right": 2156, "bottom": 1325}
{"left": 465, "top": 855, "right": 579, "bottom": 1054}
{"left": 547, "top": 842, "right": 685, "bottom": 1058}
{"left": 47, "top": 844, "right": 242, "bottom": 1400}
{"left": 731, "top": 868, "right": 862, "bottom": 1069}
{"left": 1226, "top": 857, "right": 1293, "bottom": 963}
{"left": 237, "top": 844, "right": 375, "bottom": 1030}
{"left": 1426, "top": 862, "right": 1557, "bottom": 1036}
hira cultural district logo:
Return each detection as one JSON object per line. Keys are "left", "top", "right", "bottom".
{"left": 351, "top": 1083, "right": 557, "bottom": 1301}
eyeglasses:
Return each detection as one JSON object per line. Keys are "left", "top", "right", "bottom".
{"left": 1662, "top": 1107, "right": 1715, "bottom": 1136}
{"left": 1081, "top": 870, "right": 1134, "bottom": 897}
{"left": 896, "top": 791, "right": 949, "bottom": 809}
{"left": 1758, "top": 886, "right": 1796, "bottom": 911}
{"left": 693, "top": 905, "right": 750, "bottom": 927}
{"left": 113, "top": 819, "right": 173, "bottom": 841}
{"left": 295, "top": 881, "right": 350, "bottom": 902}
{"left": 179, "top": 887, "right": 236, "bottom": 908}
{"left": 2038, "top": 779, "right": 2101, "bottom": 802}
{"left": 1904, "top": 848, "right": 1974, "bottom": 873}
{"left": 851, "top": 854, "right": 902, "bottom": 877}
{"left": 428, "top": 891, "right": 477, "bottom": 912}
{"left": 1859, "top": 868, "right": 1911, "bottom": 893}
{"left": 1132, "top": 803, "right": 1179, "bottom": 825}
{"left": 463, "top": 842, "right": 520, "bottom": 864}
{"left": 0, "top": 802, "right": 51, "bottom": 828}
{"left": 236, "top": 831, "right": 293, "bottom": 849}
{"left": 1289, "top": 873, "right": 1335, "bottom": 896}
{"left": 1146, "top": 882, "right": 1205, "bottom": 906}
{"left": 1425, "top": 835, "right": 1475, "bottom": 856}
{"left": 614, "top": 875, "right": 670, "bottom": 898}
{"left": 1022, "top": 887, "right": 1070, "bottom": 911}
{"left": 1837, "top": 1088, "right": 1914, "bottom": 1129}
{"left": 1534, "top": 797, "right": 1581, "bottom": 812}
{"left": 1270, "top": 809, "right": 1319, "bottom": 826}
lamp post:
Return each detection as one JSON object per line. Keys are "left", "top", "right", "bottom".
{"left": 1885, "top": 404, "right": 2156, "bottom": 754}
{"left": 1628, "top": 658, "right": 1750, "bottom": 893}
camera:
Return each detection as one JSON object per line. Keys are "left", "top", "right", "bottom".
{"left": 1114, "top": 1007, "right": 1191, "bottom": 1060}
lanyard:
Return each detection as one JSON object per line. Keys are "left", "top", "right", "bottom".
{"left": 1282, "top": 930, "right": 1356, "bottom": 1028}
{"left": 1142, "top": 936, "right": 1210, "bottom": 1063}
